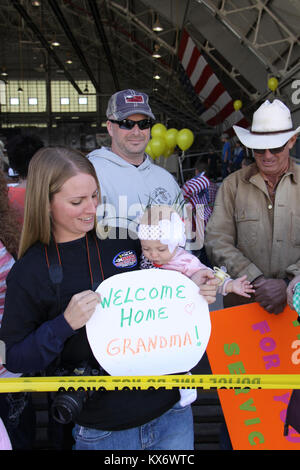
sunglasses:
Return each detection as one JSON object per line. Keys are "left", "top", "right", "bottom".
{"left": 253, "top": 143, "right": 287, "bottom": 155}
{"left": 109, "top": 118, "right": 152, "bottom": 130}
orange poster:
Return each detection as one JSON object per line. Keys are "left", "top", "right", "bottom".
{"left": 206, "top": 303, "right": 300, "bottom": 450}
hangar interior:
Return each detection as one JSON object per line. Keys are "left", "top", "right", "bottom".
{"left": 0, "top": 0, "right": 299, "bottom": 165}
{"left": 0, "top": 0, "right": 300, "bottom": 450}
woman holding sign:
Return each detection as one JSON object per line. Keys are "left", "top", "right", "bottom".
{"left": 0, "top": 147, "right": 216, "bottom": 450}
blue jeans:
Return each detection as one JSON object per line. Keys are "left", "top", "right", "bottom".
{"left": 72, "top": 401, "right": 194, "bottom": 450}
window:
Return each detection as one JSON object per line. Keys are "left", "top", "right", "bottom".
{"left": 51, "top": 80, "right": 96, "bottom": 112}
{"left": 10, "top": 97, "right": 19, "bottom": 106}
{"left": 79, "top": 97, "right": 88, "bottom": 105}
{"left": 28, "top": 97, "right": 38, "bottom": 105}
{"left": 4, "top": 80, "right": 96, "bottom": 113}
{"left": 5, "top": 80, "right": 46, "bottom": 112}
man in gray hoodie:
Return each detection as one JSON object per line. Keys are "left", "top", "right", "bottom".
{"left": 88, "top": 89, "right": 181, "bottom": 231}
{"left": 88, "top": 89, "right": 218, "bottom": 303}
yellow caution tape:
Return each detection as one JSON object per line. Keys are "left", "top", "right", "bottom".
{"left": 1, "top": 375, "right": 300, "bottom": 393}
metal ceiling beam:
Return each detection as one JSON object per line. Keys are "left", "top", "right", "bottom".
{"left": 48, "top": 0, "right": 100, "bottom": 92}
{"left": 200, "top": 0, "right": 300, "bottom": 75}
{"left": 87, "top": 0, "right": 120, "bottom": 91}
{"left": 107, "top": 1, "right": 177, "bottom": 55}
{"left": 11, "top": 0, "right": 84, "bottom": 94}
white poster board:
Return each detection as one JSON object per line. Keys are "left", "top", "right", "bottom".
{"left": 86, "top": 269, "right": 211, "bottom": 376}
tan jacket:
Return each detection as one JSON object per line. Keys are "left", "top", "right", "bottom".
{"left": 205, "top": 159, "right": 300, "bottom": 282}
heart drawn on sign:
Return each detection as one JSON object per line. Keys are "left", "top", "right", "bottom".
{"left": 185, "top": 303, "right": 195, "bottom": 315}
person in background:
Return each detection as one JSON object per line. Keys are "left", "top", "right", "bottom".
{"left": 6, "top": 134, "right": 44, "bottom": 224}
{"left": 220, "top": 133, "right": 231, "bottom": 179}
{"left": 0, "top": 140, "right": 8, "bottom": 173}
{"left": 207, "top": 147, "right": 219, "bottom": 180}
{"left": 241, "top": 156, "right": 254, "bottom": 168}
{"left": 181, "top": 158, "right": 218, "bottom": 229}
{"left": 205, "top": 99, "right": 300, "bottom": 314}
{"left": 0, "top": 168, "right": 35, "bottom": 450}
{"left": 231, "top": 141, "right": 245, "bottom": 172}
{"left": 181, "top": 158, "right": 218, "bottom": 264}
{"left": 181, "top": 159, "right": 210, "bottom": 237}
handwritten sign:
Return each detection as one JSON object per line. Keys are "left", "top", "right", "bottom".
{"left": 86, "top": 269, "right": 211, "bottom": 376}
{"left": 206, "top": 303, "right": 300, "bottom": 450}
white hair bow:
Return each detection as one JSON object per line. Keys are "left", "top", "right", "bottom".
{"left": 138, "top": 212, "right": 186, "bottom": 253}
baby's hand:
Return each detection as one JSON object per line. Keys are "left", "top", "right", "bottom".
{"left": 227, "top": 275, "right": 255, "bottom": 298}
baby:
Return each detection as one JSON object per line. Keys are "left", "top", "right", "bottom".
{"left": 138, "top": 204, "right": 254, "bottom": 298}
{"left": 137, "top": 205, "right": 254, "bottom": 408}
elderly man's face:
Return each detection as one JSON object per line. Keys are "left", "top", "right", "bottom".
{"left": 253, "top": 136, "right": 297, "bottom": 176}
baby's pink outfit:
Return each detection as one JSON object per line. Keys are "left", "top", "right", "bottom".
{"left": 156, "top": 247, "right": 230, "bottom": 295}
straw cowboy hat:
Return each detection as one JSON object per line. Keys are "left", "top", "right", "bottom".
{"left": 233, "top": 99, "right": 300, "bottom": 149}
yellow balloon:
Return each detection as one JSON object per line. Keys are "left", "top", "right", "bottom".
{"left": 268, "top": 77, "right": 278, "bottom": 92}
{"left": 176, "top": 128, "right": 194, "bottom": 151}
{"left": 233, "top": 99, "right": 242, "bottom": 111}
{"left": 165, "top": 128, "right": 178, "bottom": 149}
{"left": 151, "top": 123, "right": 167, "bottom": 139}
{"left": 145, "top": 141, "right": 155, "bottom": 159}
{"left": 150, "top": 137, "right": 166, "bottom": 157}
{"left": 163, "top": 146, "right": 174, "bottom": 158}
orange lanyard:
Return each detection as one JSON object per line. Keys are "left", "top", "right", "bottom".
{"left": 45, "top": 232, "right": 104, "bottom": 290}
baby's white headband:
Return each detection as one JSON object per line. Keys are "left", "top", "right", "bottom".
{"left": 138, "top": 212, "right": 186, "bottom": 253}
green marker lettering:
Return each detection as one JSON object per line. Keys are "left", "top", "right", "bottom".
{"left": 158, "top": 307, "right": 168, "bottom": 319}
{"left": 124, "top": 287, "right": 133, "bottom": 304}
{"left": 113, "top": 289, "right": 123, "bottom": 306}
{"left": 160, "top": 286, "right": 172, "bottom": 299}
{"left": 100, "top": 288, "right": 113, "bottom": 308}
{"left": 120, "top": 307, "right": 133, "bottom": 327}
{"left": 146, "top": 309, "right": 155, "bottom": 321}
{"left": 149, "top": 287, "right": 159, "bottom": 299}
{"left": 134, "top": 310, "right": 144, "bottom": 324}
{"left": 176, "top": 285, "right": 186, "bottom": 299}
{"left": 135, "top": 288, "right": 146, "bottom": 301}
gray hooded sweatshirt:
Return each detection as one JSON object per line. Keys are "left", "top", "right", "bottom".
{"left": 88, "top": 147, "right": 182, "bottom": 230}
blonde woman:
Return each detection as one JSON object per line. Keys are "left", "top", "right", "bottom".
{"left": 0, "top": 147, "right": 196, "bottom": 450}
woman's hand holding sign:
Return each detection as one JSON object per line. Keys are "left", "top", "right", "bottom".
{"left": 64, "top": 290, "right": 101, "bottom": 330}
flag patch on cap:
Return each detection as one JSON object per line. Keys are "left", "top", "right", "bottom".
{"left": 125, "top": 95, "right": 144, "bottom": 103}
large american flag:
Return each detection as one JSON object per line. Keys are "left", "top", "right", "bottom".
{"left": 178, "top": 29, "right": 249, "bottom": 135}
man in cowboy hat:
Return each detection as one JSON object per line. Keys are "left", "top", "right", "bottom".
{"left": 205, "top": 99, "right": 300, "bottom": 314}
